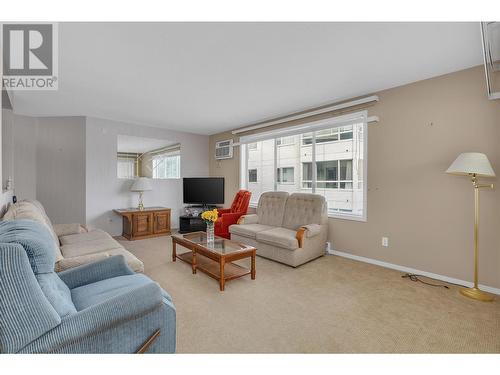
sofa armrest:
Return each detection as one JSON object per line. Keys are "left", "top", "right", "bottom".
{"left": 237, "top": 214, "right": 259, "bottom": 225}
{"left": 55, "top": 252, "right": 110, "bottom": 272}
{"left": 53, "top": 223, "right": 87, "bottom": 237}
{"left": 301, "top": 224, "right": 322, "bottom": 238}
{"left": 19, "top": 282, "right": 164, "bottom": 353}
{"left": 296, "top": 224, "right": 323, "bottom": 248}
{"left": 58, "top": 255, "right": 134, "bottom": 289}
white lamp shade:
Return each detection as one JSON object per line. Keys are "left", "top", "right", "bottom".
{"left": 446, "top": 153, "right": 496, "bottom": 177}
{"left": 130, "top": 177, "right": 152, "bottom": 192}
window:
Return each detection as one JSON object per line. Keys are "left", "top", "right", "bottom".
{"left": 302, "top": 126, "right": 353, "bottom": 145}
{"left": 302, "top": 160, "right": 352, "bottom": 189}
{"left": 117, "top": 154, "right": 138, "bottom": 179}
{"left": 240, "top": 112, "right": 367, "bottom": 220}
{"left": 277, "top": 167, "right": 294, "bottom": 184}
{"left": 153, "top": 152, "right": 180, "bottom": 179}
{"left": 248, "top": 169, "right": 258, "bottom": 183}
{"left": 276, "top": 136, "right": 295, "bottom": 146}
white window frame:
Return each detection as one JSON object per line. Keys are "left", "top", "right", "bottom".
{"left": 248, "top": 168, "right": 258, "bottom": 183}
{"left": 277, "top": 166, "right": 295, "bottom": 185}
{"left": 152, "top": 152, "right": 181, "bottom": 179}
{"left": 276, "top": 136, "right": 295, "bottom": 147}
{"left": 239, "top": 111, "right": 368, "bottom": 222}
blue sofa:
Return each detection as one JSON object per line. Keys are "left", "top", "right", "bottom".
{"left": 0, "top": 219, "right": 176, "bottom": 353}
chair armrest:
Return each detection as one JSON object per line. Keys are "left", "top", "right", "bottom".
{"left": 237, "top": 214, "right": 259, "bottom": 225}
{"left": 58, "top": 255, "right": 134, "bottom": 289}
{"left": 19, "top": 283, "right": 163, "bottom": 353}
{"left": 221, "top": 212, "right": 244, "bottom": 225}
{"left": 53, "top": 223, "right": 87, "bottom": 237}
{"left": 217, "top": 208, "right": 232, "bottom": 216}
{"left": 295, "top": 224, "right": 323, "bottom": 248}
{"left": 215, "top": 212, "right": 244, "bottom": 233}
{"left": 55, "top": 252, "right": 110, "bottom": 272}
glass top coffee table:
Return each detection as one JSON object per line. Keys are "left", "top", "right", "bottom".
{"left": 171, "top": 232, "right": 256, "bottom": 291}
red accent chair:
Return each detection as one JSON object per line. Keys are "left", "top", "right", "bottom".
{"left": 214, "top": 190, "right": 252, "bottom": 239}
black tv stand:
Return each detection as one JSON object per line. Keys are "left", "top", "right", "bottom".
{"left": 179, "top": 215, "right": 207, "bottom": 234}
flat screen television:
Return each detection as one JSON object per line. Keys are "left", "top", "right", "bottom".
{"left": 183, "top": 177, "right": 224, "bottom": 205}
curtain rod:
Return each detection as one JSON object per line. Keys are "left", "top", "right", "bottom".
{"left": 231, "top": 95, "right": 379, "bottom": 135}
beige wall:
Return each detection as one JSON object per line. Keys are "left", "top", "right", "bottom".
{"left": 209, "top": 66, "right": 500, "bottom": 289}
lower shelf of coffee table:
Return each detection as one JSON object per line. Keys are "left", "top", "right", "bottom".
{"left": 177, "top": 251, "right": 251, "bottom": 281}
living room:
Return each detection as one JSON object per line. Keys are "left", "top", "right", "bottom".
{"left": 1, "top": 1, "right": 499, "bottom": 373}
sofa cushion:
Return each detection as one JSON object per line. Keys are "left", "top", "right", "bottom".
{"left": 60, "top": 238, "right": 125, "bottom": 258}
{"left": 106, "top": 248, "right": 145, "bottom": 273}
{"left": 36, "top": 273, "right": 77, "bottom": 317}
{"left": 256, "top": 191, "right": 289, "bottom": 226}
{"left": 229, "top": 223, "right": 275, "bottom": 240}
{"left": 2, "top": 200, "right": 63, "bottom": 262}
{"left": 70, "top": 274, "right": 157, "bottom": 311}
{"left": 282, "top": 193, "right": 328, "bottom": 230}
{"left": 256, "top": 227, "right": 299, "bottom": 250}
{"left": 52, "top": 223, "right": 86, "bottom": 238}
{"left": 59, "top": 229, "right": 112, "bottom": 245}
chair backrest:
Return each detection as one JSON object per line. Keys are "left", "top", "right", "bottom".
{"left": 0, "top": 220, "right": 76, "bottom": 319}
{"left": 282, "top": 193, "right": 328, "bottom": 230}
{"left": 0, "top": 243, "right": 61, "bottom": 353}
{"left": 229, "top": 190, "right": 252, "bottom": 213}
{"left": 256, "top": 191, "right": 289, "bottom": 226}
{"left": 2, "top": 200, "right": 63, "bottom": 262}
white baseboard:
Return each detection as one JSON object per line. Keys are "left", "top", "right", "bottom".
{"left": 329, "top": 249, "right": 500, "bottom": 296}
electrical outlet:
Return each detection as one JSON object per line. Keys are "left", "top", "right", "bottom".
{"left": 325, "top": 242, "right": 333, "bottom": 254}
{"left": 382, "top": 237, "right": 389, "bottom": 247}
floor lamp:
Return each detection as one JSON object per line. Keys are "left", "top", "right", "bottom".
{"left": 446, "top": 152, "right": 496, "bottom": 302}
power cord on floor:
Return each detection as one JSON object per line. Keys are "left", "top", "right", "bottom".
{"left": 402, "top": 273, "right": 450, "bottom": 289}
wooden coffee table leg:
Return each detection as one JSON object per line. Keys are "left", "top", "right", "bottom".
{"left": 192, "top": 251, "right": 197, "bottom": 274}
{"left": 172, "top": 240, "right": 177, "bottom": 262}
{"left": 219, "top": 258, "right": 225, "bottom": 291}
{"left": 251, "top": 251, "right": 256, "bottom": 280}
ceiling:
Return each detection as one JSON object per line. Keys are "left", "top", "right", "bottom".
{"left": 10, "top": 22, "right": 483, "bottom": 135}
{"left": 117, "top": 135, "right": 176, "bottom": 153}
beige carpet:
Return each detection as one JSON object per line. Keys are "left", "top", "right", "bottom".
{"left": 117, "top": 235, "right": 500, "bottom": 353}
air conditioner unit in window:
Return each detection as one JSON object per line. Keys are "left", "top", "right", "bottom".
{"left": 215, "top": 139, "right": 233, "bottom": 160}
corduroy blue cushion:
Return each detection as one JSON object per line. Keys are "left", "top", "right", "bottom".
{"left": 36, "top": 273, "right": 77, "bottom": 317}
{"left": 0, "top": 219, "right": 57, "bottom": 273}
{"left": 0, "top": 219, "right": 76, "bottom": 318}
{"left": 71, "top": 274, "right": 159, "bottom": 311}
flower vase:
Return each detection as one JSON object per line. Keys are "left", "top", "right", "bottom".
{"left": 206, "top": 222, "right": 215, "bottom": 243}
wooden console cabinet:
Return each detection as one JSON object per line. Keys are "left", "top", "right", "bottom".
{"left": 114, "top": 207, "right": 171, "bottom": 240}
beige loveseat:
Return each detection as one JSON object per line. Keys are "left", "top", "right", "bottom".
{"left": 229, "top": 192, "right": 328, "bottom": 267}
{"left": 1, "top": 200, "right": 144, "bottom": 272}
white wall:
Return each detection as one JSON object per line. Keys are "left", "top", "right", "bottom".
{"left": 2, "top": 110, "right": 38, "bottom": 200}
{"left": 0, "top": 53, "right": 14, "bottom": 215}
{"left": 85, "top": 117, "right": 209, "bottom": 235}
{"left": 36, "top": 117, "right": 86, "bottom": 224}
{"left": 1, "top": 110, "right": 86, "bottom": 223}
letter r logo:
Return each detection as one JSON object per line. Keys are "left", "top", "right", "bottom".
{"left": 3, "top": 24, "right": 53, "bottom": 76}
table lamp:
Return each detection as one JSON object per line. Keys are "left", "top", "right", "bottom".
{"left": 130, "top": 177, "right": 152, "bottom": 211}
{"left": 446, "top": 152, "right": 496, "bottom": 302}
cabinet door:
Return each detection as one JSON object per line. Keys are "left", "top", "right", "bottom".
{"left": 154, "top": 211, "right": 170, "bottom": 234}
{"left": 133, "top": 212, "right": 153, "bottom": 237}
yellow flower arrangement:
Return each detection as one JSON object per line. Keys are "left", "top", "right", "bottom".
{"left": 201, "top": 208, "right": 218, "bottom": 223}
